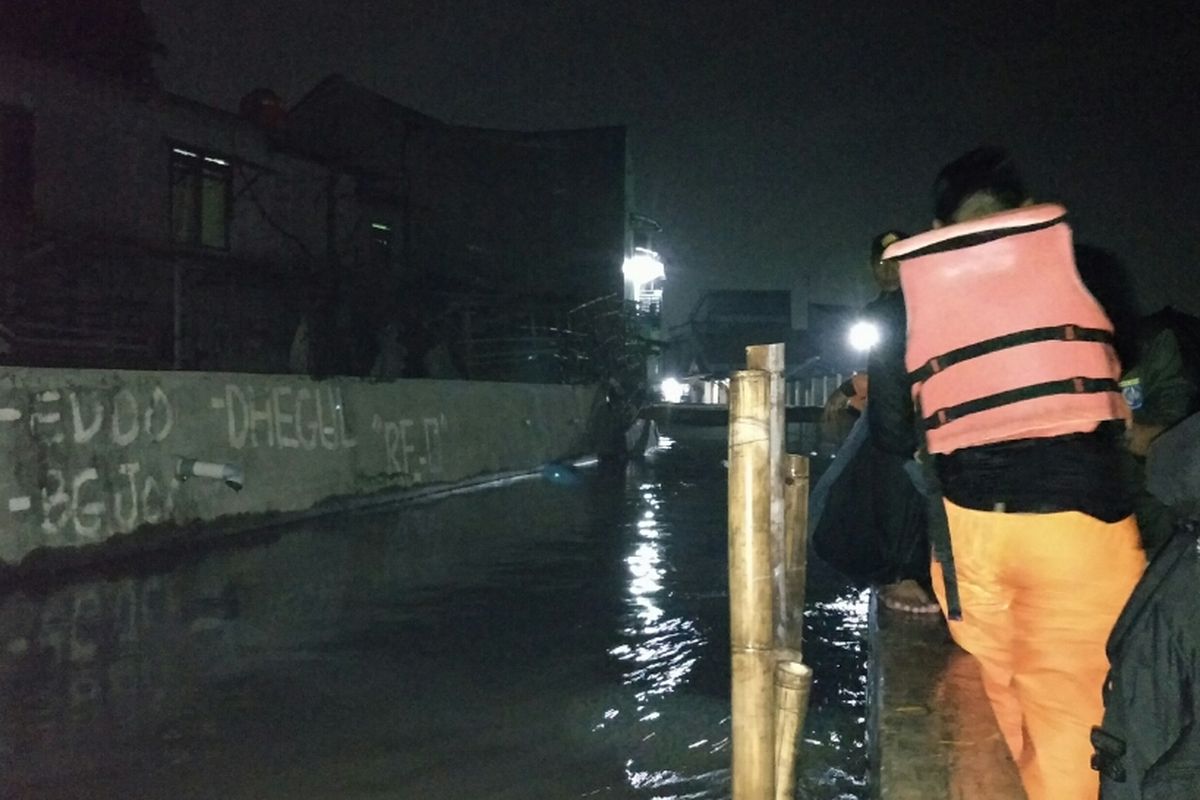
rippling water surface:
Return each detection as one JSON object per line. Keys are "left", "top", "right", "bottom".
{"left": 0, "top": 429, "right": 867, "bottom": 799}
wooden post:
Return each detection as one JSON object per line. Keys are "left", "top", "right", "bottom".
{"left": 746, "top": 343, "right": 786, "bottom": 650}
{"left": 729, "top": 368, "right": 775, "bottom": 800}
{"left": 781, "top": 454, "right": 810, "bottom": 655}
{"left": 774, "top": 454, "right": 812, "bottom": 799}
{"left": 773, "top": 659, "right": 814, "bottom": 800}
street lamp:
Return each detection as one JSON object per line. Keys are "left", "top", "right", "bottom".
{"left": 622, "top": 247, "right": 665, "bottom": 288}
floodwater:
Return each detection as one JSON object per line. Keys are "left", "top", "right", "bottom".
{"left": 0, "top": 430, "right": 868, "bottom": 800}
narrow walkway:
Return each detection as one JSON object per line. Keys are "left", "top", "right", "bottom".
{"left": 873, "top": 602, "right": 1025, "bottom": 799}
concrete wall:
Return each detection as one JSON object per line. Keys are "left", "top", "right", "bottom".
{"left": 0, "top": 366, "right": 598, "bottom": 566}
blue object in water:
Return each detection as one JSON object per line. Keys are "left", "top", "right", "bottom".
{"left": 541, "top": 462, "right": 582, "bottom": 486}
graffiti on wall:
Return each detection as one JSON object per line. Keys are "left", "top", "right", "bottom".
{"left": 213, "top": 382, "right": 450, "bottom": 481}
{"left": 1, "top": 388, "right": 179, "bottom": 542}
{"left": 212, "top": 384, "right": 356, "bottom": 451}
{"left": 0, "top": 380, "right": 456, "bottom": 550}
{"left": 371, "top": 413, "right": 447, "bottom": 483}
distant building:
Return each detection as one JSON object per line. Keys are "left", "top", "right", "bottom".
{"left": 283, "top": 75, "right": 628, "bottom": 381}
{"left": 0, "top": 55, "right": 628, "bottom": 379}
{"left": 670, "top": 290, "right": 804, "bottom": 377}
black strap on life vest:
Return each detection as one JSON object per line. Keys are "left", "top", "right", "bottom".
{"left": 922, "top": 377, "right": 1121, "bottom": 432}
{"left": 909, "top": 324, "right": 1114, "bottom": 384}
{"left": 921, "top": 457, "right": 961, "bottom": 621}
{"left": 893, "top": 213, "right": 1066, "bottom": 261}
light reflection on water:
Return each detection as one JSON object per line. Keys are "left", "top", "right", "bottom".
{"left": 0, "top": 431, "right": 867, "bottom": 800}
{"left": 615, "top": 486, "right": 702, "bottom": 707}
{"left": 589, "top": 436, "right": 869, "bottom": 800}
{"left": 608, "top": 475, "right": 714, "bottom": 796}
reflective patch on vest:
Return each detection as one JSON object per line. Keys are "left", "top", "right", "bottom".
{"left": 1120, "top": 378, "right": 1144, "bottom": 411}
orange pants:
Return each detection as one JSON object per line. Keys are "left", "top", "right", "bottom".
{"left": 930, "top": 501, "right": 1145, "bottom": 800}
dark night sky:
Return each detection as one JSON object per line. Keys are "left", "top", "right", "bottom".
{"left": 144, "top": 0, "right": 1200, "bottom": 327}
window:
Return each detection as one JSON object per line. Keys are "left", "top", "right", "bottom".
{"left": 0, "top": 105, "right": 34, "bottom": 231}
{"left": 170, "top": 147, "right": 231, "bottom": 249}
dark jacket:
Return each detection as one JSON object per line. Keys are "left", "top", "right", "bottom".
{"left": 866, "top": 289, "right": 917, "bottom": 458}
{"left": 808, "top": 413, "right": 929, "bottom": 586}
{"left": 1146, "top": 413, "right": 1200, "bottom": 518}
{"left": 1093, "top": 522, "right": 1200, "bottom": 799}
{"left": 1094, "top": 414, "right": 1200, "bottom": 799}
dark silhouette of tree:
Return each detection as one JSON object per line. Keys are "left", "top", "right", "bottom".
{"left": 1, "top": 0, "right": 164, "bottom": 85}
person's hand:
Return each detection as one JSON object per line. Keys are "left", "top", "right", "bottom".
{"left": 1127, "top": 421, "right": 1166, "bottom": 458}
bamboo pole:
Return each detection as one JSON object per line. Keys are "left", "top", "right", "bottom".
{"left": 746, "top": 344, "right": 786, "bottom": 650}
{"left": 729, "top": 368, "right": 775, "bottom": 800}
{"left": 773, "top": 659, "right": 814, "bottom": 800}
{"left": 781, "top": 454, "right": 810, "bottom": 655}
{"left": 773, "top": 454, "right": 812, "bottom": 799}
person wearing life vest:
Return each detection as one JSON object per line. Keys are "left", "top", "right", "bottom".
{"left": 871, "top": 146, "right": 1147, "bottom": 800}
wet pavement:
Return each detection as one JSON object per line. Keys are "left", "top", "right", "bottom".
{"left": 0, "top": 429, "right": 868, "bottom": 800}
{"left": 874, "top": 596, "right": 1023, "bottom": 800}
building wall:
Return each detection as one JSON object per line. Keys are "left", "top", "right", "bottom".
{"left": 0, "top": 54, "right": 352, "bottom": 373}
{"left": 282, "top": 78, "right": 627, "bottom": 307}
{"left": 408, "top": 125, "right": 626, "bottom": 303}
{"left": 0, "top": 52, "right": 329, "bottom": 262}
{"left": 0, "top": 57, "right": 627, "bottom": 380}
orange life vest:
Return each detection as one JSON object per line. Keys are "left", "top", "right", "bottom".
{"left": 882, "top": 204, "right": 1128, "bottom": 455}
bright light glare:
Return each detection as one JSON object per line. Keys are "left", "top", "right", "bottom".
{"left": 659, "top": 377, "right": 688, "bottom": 403}
{"left": 622, "top": 249, "right": 665, "bottom": 288}
{"left": 848, "top": 320, "right": 881, "bottom": 351}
